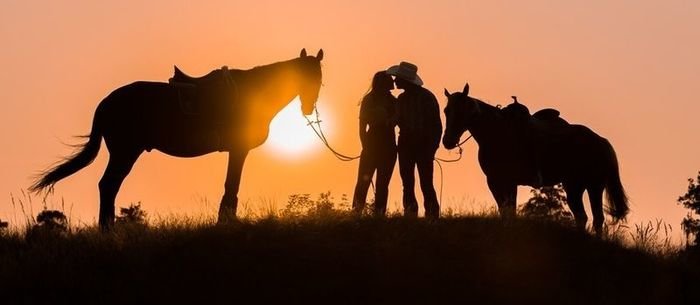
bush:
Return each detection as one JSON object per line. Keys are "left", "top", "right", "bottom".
{"left": 116, "top": 202, "right": 148, "bottom": 225}
{"left": 26, "top": 209, "right": 69, "bottom": 241}
{"left": 520, "top": 184, "right": 573, "bottom": 223}
{"left": 281, "top": 192, "right": 349, "bottom": 218}
{"left": 678, "top": 171, "right": 700, "bottom": 246}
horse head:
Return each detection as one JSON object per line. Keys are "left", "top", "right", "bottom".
{"left": 442, "top": 83, "right": 481, "bottom": 149}
{"left": 296, "top": 48, "right": 324, "bottom": 115}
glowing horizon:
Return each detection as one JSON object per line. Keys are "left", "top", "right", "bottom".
{"left": 1, "top": 1, "right": 699, "bottom": 238}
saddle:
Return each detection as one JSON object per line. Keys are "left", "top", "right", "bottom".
{"left": 170, "top": 66, "right": 235, "bottom": 86}
{"left": 168, "top": 66, "right": 238, "bottom": 116}
{"left": 502, "top": 96, "right": 570, "bottom": 137}
{"left": 503, "top": 97, "right": 572, "bottom": 186}
{"left": 531, "top": 108, "right": 570, "bottom": 133}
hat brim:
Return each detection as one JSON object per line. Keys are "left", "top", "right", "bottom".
{"left": 386, "top": 66, "right": 424, "bottom": 86}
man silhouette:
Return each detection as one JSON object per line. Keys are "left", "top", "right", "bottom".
{"left": 386, "top": 62, "right": 442, "bottom": 218}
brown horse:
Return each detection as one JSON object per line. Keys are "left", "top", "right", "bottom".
{"left": 442, "top": 83, "right": 628, "bottom": 235}
{"left": 30, "top": 49, "right": 324, "bottom": 229}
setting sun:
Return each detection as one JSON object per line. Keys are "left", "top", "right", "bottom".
{"left": 265, "top": 98, "right": 322, "bottom": 157}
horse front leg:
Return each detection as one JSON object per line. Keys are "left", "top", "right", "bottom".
{"left": 487, "top": 178, "right": 517, "bottom": 219}
{"left": 218, "top": 150, "right": 249, "bottom": 224}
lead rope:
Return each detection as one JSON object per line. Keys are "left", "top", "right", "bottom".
{"left": 304, "top": 107, "right": 376, "bottom": 199}
{"left": 433, "top": 134, "right": 473, "bottom": 205}
{"left": 304, "top": 107, "right": 360, "bottom": 161}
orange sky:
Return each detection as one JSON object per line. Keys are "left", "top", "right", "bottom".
{"left": 1, "top": 1, "right": 699, "bottom": 234}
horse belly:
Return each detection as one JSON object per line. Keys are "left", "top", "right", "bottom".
{"left": 145, "top": 124, "right": 223, "bottom": 158}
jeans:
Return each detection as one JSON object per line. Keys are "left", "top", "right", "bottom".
{"left": 352, "top": 144, "right": 397, "bottom": 215}
{"left": 398, "top": 136, "right": 439, "bottom": 218}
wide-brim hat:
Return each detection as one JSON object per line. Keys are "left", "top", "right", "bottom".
{"left": 386, "top": 61, "right": 423, "bottom": 86}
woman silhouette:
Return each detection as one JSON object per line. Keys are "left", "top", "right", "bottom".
{"left": 352, "top": 71, "right": 398, "bottom": 215}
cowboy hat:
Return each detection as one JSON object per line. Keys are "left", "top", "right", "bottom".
{"left": 386, "top": 61, "right": 423, "bottom": 86}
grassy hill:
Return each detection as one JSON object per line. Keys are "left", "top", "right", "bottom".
{"left": 0, "top": 215, "right": 697, "bottom": 305}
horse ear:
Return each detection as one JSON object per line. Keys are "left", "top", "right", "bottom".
{"left": 316, "top": 49, "right": 324, "bottom": 60}
{"left": 300, "top": 48, "right": 307, "bottom": 57}
{"left": 444, "top": 88, "right": 450, "bottom": 97}
{"left": 463, "top": 83, "right": 470, "bottom": 95}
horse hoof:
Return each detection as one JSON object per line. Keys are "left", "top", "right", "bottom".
{"left": 217, "top": 213, "right": 238, "bottom": 225}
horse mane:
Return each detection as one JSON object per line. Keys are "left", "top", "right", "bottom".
{"left": 468, "top": 96, "right": 503, "bottom": 120}
{"left": 228, "top": 56, "right": 316, "bottom": 82}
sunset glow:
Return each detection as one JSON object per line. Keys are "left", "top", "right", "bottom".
{"left": 0, "top": 0, "right": 698, "bottom": 237}
{"left": 265, "top": 99, "right": 321, "bottom": 158}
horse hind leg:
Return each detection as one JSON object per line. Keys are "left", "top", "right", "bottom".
{"left": 98, "top": 149, "right": 142, "bottom": 230}
{"left": 587, "top": 184, "right": 606, "bottom": 238}
{"left": 564, "top": 183, "right": 587, "bottom": 231}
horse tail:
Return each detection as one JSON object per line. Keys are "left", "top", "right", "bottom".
{"left": 603, "top": 139, "right": 629, "bottom": 221}
{"left": 29, "top": 108, "right": 103, "bottom": 193}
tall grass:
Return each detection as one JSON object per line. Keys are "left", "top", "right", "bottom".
{"left": 2, "top": 192, "right": 688, "bottom": 257}
{"left": 1, "top": 209, "right": 695, "bottom": 304}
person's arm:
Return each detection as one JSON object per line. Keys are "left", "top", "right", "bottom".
{"left": 359, "top": 98, "right": 370, "bottom": 148}
{"left": 426, "top": 92, "right": 443, "bottom": 150}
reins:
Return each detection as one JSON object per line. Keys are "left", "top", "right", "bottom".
{"left": 433, "top": 133, "right": 473, "bottom": 203}
{"left": 304, "top": 107, "right": 360, "bottom": 161}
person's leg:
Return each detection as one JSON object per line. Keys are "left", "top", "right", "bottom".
{"left": 417, "top": 149, "right": 439, "bottom": 219}
{"left": 398, "top": 138, "right": 418, "bottom": 217}
{"left": 373, "top": 147, "right": 397, "bottom": 216}
{"left": 352, "top": 150, "right": 377, "bottom": 214}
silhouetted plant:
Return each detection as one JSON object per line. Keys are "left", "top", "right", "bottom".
{"left": 281, "top": 194, "right": 314, "bottom": 217}
{"left": 337, "top": 193, "right": 351, "bottom": 211}
{"left": 281, "top": 192, "right": 348, "bottom": 218}
{"left": 116, "top": 202, "right": 147, "bottom": 225}
{"left": 678, "top": 171, "right": 700, "bottom": 246}
{"left": 520, "top": 184, "right": 573, "bottom": 223}
{"left": 629, "top": 219, "right": 675, "bottom": 255}
{"left": 35, "top": 209, "right": 68, "bottom": 231}
{"left": 26, "top": 209, "right": 69, "bottom": 241}
{"left": 313, "top": 192, "right": 335, "bottom": 215}
{"left": 0, "top": 219, "right": 8, "bottom": 231}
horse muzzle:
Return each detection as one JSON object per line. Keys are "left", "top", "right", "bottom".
{"left": 301, "top": 102, "right": 315, "bottom": 116}
{"left": 442, "top": 134, "right": 459, "bottom": 150}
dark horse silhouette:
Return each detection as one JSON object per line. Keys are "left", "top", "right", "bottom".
{"left": 442, "top": 84, "right": 628, "bottom": 235}
{"left": 30, "top": 49, "right": 324, "bottom": 229}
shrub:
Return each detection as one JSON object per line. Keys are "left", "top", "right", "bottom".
{"left": 678, "top": 171, "right": 700, "bottom": 246}
{"left": 116, "top": 202, "right": 148, "bottom": 225}
{"left": 26, "top": 209, "right": 69, "bottom": 241}
{"left": 281, "top": 192, "right": 349, "bottom": 218}
{"left": 520, "top": 184, "right": 573, "bottom": 223}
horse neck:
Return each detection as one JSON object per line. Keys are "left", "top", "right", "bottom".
{"left": 467, "top": 100, "right": 509, "bottom": 148}
{"left": 238, "top": 59, "right": 306, "bottom": 114}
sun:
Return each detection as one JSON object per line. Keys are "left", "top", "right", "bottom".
{"left": 264, "top": 98, "right": 323, "bottom": 158}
